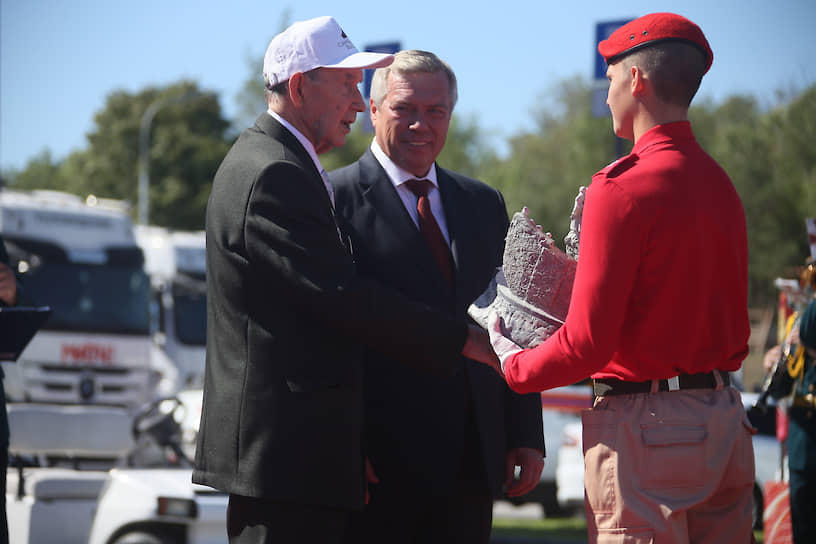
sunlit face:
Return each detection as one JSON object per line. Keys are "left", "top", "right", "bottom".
{"left": 606, "top": 61, "right": 636, "bottom": 142}
{"left": 300, "top": 68, "right": 366, "bottom": 154}
{"left": 371, "top": 71, "right": 452, "bottom": 178}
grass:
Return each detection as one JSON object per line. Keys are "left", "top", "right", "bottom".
{"left": 492, "top": 516, "right": 764, "bottom": 543}
{"left": 491, "top": 516, "right": 588, "bottom": 542}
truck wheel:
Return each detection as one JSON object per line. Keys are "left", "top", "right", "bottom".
{"left": 112, "top": 531, "right": 171, "bottom": 544}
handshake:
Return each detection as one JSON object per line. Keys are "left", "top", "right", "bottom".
{"left": 464, "top": 188, "right": 586, "bottom": 374}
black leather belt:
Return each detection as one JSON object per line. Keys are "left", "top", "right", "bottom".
{"left": 593, "top": 370, "right": 730, "bottom": 397}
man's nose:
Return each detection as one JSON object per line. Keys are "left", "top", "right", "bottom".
{"left": 408, "top": 112, "right": 427, "bottom": 130}
{"left": 351, "top": 87, "right": 365, "bottom": 112}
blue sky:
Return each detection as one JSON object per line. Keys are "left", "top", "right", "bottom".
{"left": 2, "top": 0, "right": 814, "bottom": 172}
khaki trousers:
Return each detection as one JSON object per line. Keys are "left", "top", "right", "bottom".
{"left": 582, "top": 386, "right": 755, "bottom": 543}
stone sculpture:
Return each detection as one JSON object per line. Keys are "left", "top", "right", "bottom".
{"left": 469, "top": 186, "right": 586, "bottom": 349}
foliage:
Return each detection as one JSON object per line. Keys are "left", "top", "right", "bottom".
{"left": 3, "top": 65, "right": 814, "bottom": 304}
{"left": 691, "top": 89, "right": 816, "bottom": 304}
{"left": 232, "top": 8, "right": 292, "bottom": 135}
{"left": 4, "top": 150, "right": 67, "bottom": 191}
{"left": 8, "top": 81, "right": 230, "bottom": 230}
{"left": 319, "top": 124, "right": 373, "bottom": 172}
{"left": 483, "top": 78, "right": 622, "bottom": 243}
{"left": 483, "top": 78, "right": 816, "bottom": 306}
{"left": 491, "top": 514, "right": 588, "bottom": 541}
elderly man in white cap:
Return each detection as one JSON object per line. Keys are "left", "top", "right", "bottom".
{"left": 193, "top": 16, "right": 498, "bottom": 543}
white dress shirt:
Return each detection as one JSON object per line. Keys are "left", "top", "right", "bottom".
{"left": 267, "top": 110, "right": 334, "bottom": 206}
{"left": 369, "top": 139, "right": 451, "bottom": 246}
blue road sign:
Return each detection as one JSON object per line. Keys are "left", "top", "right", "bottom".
{"left": 594, "top": 20, "right": 631, "bottom": 80}
{"left": 363, "top": 42, "right": 401, "bottom": 98}
{"left": 592, "top": 19, "right": 631, "bottom": 118}
{"left": 359, "top": 42, "right": 401, "bottom": 132}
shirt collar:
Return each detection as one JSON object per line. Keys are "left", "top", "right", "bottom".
{"left": 633, "top": 121, "right": 694, "bottom": 156}
{"left": 370, "top": 139, "right": 439, "bottom": 190}
{"left": 267, "top": 110, "right": 325, "bottom": 176}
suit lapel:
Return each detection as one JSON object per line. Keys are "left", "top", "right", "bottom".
{"left": 256, "top": 115, "right": 310, "bottom": 169}
{"left": 255, "top": 113, "right": 344, "bottom": 242}
{"left": 356, "top": 151, "right": 451, "bottom": 290}
{"left": 255, "top": 113, "right": 327, "bottom": 197}
{"left": 437, "top": 169, "right": 478, "bottom": 306}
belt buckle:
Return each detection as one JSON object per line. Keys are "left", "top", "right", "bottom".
{"left": 667, "top": 376, "right": 680, "bottom": 391}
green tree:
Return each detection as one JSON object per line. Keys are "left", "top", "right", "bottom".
{"left": 12, "top": 81, "right": 231, "bottom": 230}
{"left": 5, "top": 150, "right": 67, "bottom": 191}
{"left": 691, "top": 88, "right": 816, "bottom": 305}
{"left": 233, "top": 9, "right": 292, "bottom": 134}
{"left": 485, "top": 77, "right": 618, "bottom": 243}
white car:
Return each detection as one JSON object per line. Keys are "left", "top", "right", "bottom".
{"left": 554, "top": 390, "right": 783, "bottom": 529}
{"left": 506, "top": 384, "right": 593, "bottom": 516}
{"left": 7, "top": 401, "right": 228, "bottom": 544}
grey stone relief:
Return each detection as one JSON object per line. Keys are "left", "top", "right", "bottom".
{"left": 469, "top": 186, "right": 586, "bottom": 349}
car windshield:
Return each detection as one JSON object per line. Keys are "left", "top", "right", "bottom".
{"left": 172, "top": 276, "right": 206, "bottom": 346}
{"left": 21, "top": 261, "right": 151, "bottom": 335}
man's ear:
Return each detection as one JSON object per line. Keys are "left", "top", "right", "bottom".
{"left": 288, "top": 72, "right": 306, "bottom": 107}
{"left": 631, "top": 65, "right": 646, "bottom": 97}
{"left": 369, "top": 97, "right": 378, "bottom": 123}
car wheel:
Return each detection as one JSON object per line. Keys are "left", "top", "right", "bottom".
{"left": 112, "top": 531, "right": 172, "bottom": 544}
{"left": 752, "top": 483, "right": 763, "bottom": 531}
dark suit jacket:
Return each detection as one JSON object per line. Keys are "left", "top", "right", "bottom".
{"left": 192, "top": 114, "right": 468, "bottom": 511}
{"left": 332, "top": 149, "right": 544, "bottom": 499}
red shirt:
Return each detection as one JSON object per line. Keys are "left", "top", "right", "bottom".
{"left": 504, "top": 122, "right": 750, "bottom": 394}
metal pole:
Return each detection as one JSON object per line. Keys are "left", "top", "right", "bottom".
{"left": 137, "top": 92, "right": 194, "bottom": 225}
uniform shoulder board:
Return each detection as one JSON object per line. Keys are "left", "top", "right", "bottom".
{"left": 594, "top": 153, "right": 639, "bottom": 180}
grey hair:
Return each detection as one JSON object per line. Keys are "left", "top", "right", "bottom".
{"left": 369, "top": 50, "right": 458, "bottom": 110}
{"left": 263, "top": 69, "right": 321, "bottom": 105}
{"left": 264, "top": 78, "right": 284, "bottom": 104}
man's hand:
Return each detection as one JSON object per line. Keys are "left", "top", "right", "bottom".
{"left": 763, "top": 344, "right": 781, "bottom": 374}
{"left": 0, "top": 262, "right": 18, "bottom": 306}
{"left": 462, "top": 324, "right": 502, "bottom": 374}
{"left": 504, "top": 447, "right": 545, "bottom": 498}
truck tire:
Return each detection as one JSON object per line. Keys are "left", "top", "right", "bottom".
{"left": 112, "top": 531, "right": 172, "bottom": 544}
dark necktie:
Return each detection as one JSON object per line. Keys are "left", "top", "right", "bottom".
{"left": 403, "top": 179, "right": 454, "bottom": 287}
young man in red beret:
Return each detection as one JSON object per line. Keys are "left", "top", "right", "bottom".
{"left": 486, "top": 12, "right": 755, "bottom": 543}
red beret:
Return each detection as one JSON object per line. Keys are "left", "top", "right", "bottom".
{"left": 598, "top": 12, "right": 713, "bottom": 73}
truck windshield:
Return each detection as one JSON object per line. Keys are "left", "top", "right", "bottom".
{"left": 172, "top": 279, "right": 206, "bottom": 346}
{"left": 22, "top": 262, "right": 151, "bottom": 335}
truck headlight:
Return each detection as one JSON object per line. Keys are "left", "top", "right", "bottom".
{"left": 157, "top": 497, "right": 197, "bottom": 518}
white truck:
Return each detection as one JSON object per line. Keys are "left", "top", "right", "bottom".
{"left": 134, "top": 226, "right": 207, "bottom": 459}
{"left": 1, "top": 189, "right": 226, "bottom": 542}
{"left": 7, "top": 400, "right": 227, "bottom": 544}
{"left": 134, "top": 226, "right": 206, "bottom": 391}
{"left": 0, "top": 189, "right": 168, "bottom": 407}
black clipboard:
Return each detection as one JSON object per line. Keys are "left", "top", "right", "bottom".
{"left": 0, "top": 306, "right": 52, "bottom": 361}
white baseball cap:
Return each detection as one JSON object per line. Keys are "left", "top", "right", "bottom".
{"left": 263, "top": 16, "right": 394, "bottom": 87}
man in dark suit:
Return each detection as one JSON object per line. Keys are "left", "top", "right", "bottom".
{"left": 0, "top": 234, "right": 21, "bottom": 544}
{"left": 331, "top": 50, "right": 545, "bottom": 544}
{"left": 193, "top": 19, "right": 498, "bottom": 544}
